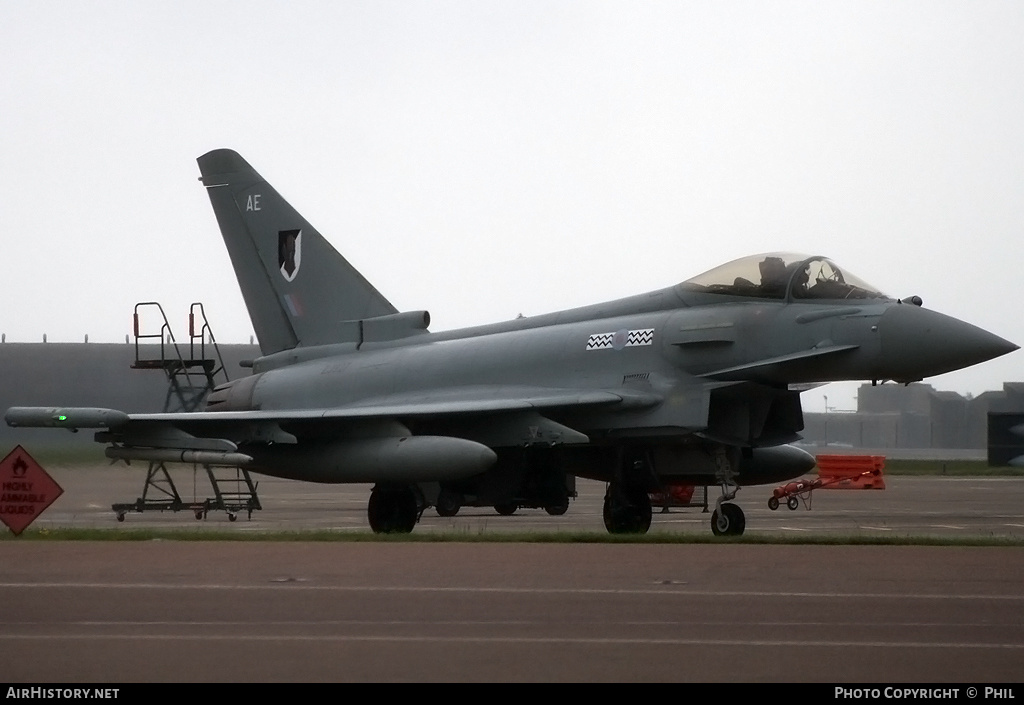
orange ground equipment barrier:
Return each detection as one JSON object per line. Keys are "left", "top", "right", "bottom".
{"left": 769, "top": 454, "right": 885, "bottom": 510}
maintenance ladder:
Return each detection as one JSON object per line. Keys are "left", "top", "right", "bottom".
{"left": 112, "top": 302, "right": 261, "bottom": 522}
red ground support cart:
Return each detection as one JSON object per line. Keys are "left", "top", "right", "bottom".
{"left": 650, "top": 483, "right": 709, "bottom": 513}
{"left": 769, "top": 454, "right": 885, "bottom": 510}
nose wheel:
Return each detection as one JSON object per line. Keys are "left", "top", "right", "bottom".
{"left": 711, "top": 503, "right": 745, "bottom": 536}
{"left": 711, "top": 446, "right": 745, "bottom": 536}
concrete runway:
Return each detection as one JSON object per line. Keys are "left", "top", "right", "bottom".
{"left": 1, "top": 542, "right": 1022, "bottom": 682}
{"left": 2, "top": 463, "right": 1023, "bottom": 682}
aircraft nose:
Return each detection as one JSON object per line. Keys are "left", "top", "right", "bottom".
{"left": 876, "top": 304, "right": 1018, "bottom": 382}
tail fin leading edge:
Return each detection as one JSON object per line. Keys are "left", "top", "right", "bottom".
{"left": 197, "top": 149, "right": 397, "bottom": 355}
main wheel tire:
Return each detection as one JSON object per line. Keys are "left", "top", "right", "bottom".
{"left": 545, "top": 499, "right": 570, "bottom": 516}
{"left": 494, "top": 502, "right": 518, "bottom": 516}
{"left": 602, "top": 485, "right": 652, "bottom": 534}
{"left": 368, "top": 487, "right": 418, "bottom": 533}
{"left": 435, "top": 489, "right": 462, "bottom": 517}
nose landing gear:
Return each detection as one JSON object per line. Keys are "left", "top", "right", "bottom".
{"left": 711, "top": 447, "right": 745, "bottom": 536}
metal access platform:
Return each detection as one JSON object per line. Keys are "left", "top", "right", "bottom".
{"left": 113, "top": 463, "right": 260, "bottom": 522}
{"left": 111, "top": 302, "right": 262, "bottom": 522}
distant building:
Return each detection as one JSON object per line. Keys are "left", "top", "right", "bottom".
{"left": 803, "top": 382, "right": 1024, "bottom": 451}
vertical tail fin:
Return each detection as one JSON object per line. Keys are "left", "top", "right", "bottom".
{"left": 197, "top": 149, "right": 397, "bottom": 354}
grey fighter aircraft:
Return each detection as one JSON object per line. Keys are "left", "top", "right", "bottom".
{"left": 6, "top": 149, "right": 1018, "bottom": 535}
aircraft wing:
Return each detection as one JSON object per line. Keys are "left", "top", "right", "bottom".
{"left": 6, "top": 386, "right": 656, "bottom": 429}
{"left": 5, "top": 386, "right": 662, "bottom": 464}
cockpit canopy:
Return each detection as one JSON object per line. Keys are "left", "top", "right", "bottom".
{"left": 679, "top": 253, "right": 890, "bottom": 301}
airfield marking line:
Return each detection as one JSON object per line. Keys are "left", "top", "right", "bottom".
{"left": 0, "top": 634, "right": 1021, "bottom": 649}
{"left": 2, "top": 582, "right": 1023, "bottom": 600}
{"left": 2, "top": 618, "right": 1013, "bottom": 628}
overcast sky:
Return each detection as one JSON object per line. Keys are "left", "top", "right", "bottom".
{"left": 2, "top": 1, "right": 1022, "bottom": 412}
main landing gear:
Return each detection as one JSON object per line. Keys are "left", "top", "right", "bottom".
{"left": 367, "top": 485, "right": 420, "bottom": 533}
{"left": 603, "top": 484, "right": 652, "bottom": 534}
{"left": 602, "top": 449, "right": 654, "bottom": 534}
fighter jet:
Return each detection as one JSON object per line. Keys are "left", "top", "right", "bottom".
{"left": 6, "top": 149, "right": 1017, "bottom": 535}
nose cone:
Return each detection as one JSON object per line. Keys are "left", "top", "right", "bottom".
{"left": 877, "top": 304, "right": 1018, "bottom": 382}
